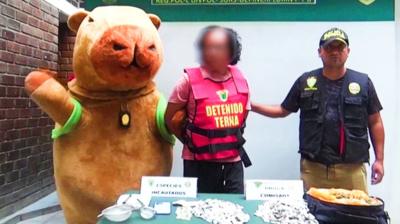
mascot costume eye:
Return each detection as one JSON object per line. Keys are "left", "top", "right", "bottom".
{"left": 24, "top": 6, "right": 174, "bottom": 224}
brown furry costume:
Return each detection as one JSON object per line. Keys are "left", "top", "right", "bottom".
{"left": 24, "top": 6, "right": 173, "bottom": 224}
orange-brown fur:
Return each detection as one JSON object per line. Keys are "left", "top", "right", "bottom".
{"left": 24, "top": 6, "right": 173, "bottom": 224}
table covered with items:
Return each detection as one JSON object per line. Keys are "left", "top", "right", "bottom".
{"left": 97, "top": 178, "right": 389, "bottom": 224}
{"left": 98, "top": 192, "right": 319, "bottom": 224}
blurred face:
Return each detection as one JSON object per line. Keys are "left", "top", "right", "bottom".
{"left": 319, "top": 40, "right": 350, "bottom": 69}
{"left": 201, "top": 29, "right": 231, "bottom": 69}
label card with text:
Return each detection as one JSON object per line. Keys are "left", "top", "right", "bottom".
{"left": 245, "top": 180, "right": 304, "bottom": 200}
{"left": 140, "top": 176, "right": 197, "bottom": 198}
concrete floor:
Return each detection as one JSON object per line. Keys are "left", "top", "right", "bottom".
{"left": 18, "top": 211, "right": 66, "bottom": 224}
{"left": 0, "top": 192, "right": 66, "bottom": 224}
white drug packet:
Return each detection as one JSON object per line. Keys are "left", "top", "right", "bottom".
{"left": 154, "top": 202, "right": 171, "bottom": 215}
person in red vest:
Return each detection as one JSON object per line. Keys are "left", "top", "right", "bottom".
{"left": 165, "top": 26, "right": 252, "bottom": 194}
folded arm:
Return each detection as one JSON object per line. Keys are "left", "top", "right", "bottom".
{"left": 165, "top": 102, "right": 187, "bottom": 142}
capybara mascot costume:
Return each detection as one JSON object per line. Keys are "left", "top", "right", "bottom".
{"left": 24, "top": 6, "right": 174, "bottom": 224}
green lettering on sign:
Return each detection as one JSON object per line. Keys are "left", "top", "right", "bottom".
{"left": 85, "top": 0, "right": 394, "bottom": 21}
{"left": 151, "top": 0, "right": 316, "bottom": 5}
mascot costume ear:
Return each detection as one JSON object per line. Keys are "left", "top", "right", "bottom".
{"left": 148, "top": 13, "right": 161, "bottom": 29}
{"left": 67, "top": 10, "right": 89, "bottom": 33}
{"left": 68, "top": 11, "right": 160, "bottom": 32}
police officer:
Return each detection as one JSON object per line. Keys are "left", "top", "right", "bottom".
{"left": 252, "top": 28, "right": 384, "bottom": 192}
{"left": 165, "top": 26, "right": 252, "bottom": 194}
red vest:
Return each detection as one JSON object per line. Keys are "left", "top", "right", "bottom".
{"left": 184, "top": 66, "right": 252, "bottom": 167}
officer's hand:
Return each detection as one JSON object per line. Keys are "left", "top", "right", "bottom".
{"left": 371, "top": 160, "right": 384, "bottom": 185}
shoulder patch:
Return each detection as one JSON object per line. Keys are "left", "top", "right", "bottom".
{"left": 305, "top": 76, "right": 318, "bottom": 91}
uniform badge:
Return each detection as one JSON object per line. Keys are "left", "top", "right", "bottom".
{"left": 349, "top": 82, "right": 361, "bottom": 95}
{"left": 216, "top": 90, "right": 229, "bottom": 102}
{"left": 359, "top": 0, "right": 375, "bottom": 6}
{"left": 305, "top": 76, "right": 318, "bottom": 91}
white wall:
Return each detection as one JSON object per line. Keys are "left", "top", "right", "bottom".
{"left": 390, "top": 0, "right": 400, "bottom": 221}
{"left": 155, "top": 21, "right": 399, "bottom": 222}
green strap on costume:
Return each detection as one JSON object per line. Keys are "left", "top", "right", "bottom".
{"left": 51, "top": 98, "right": 82, "bottom": 139}
{"left": 156, "top": 94, "right": 176, "bottom": 145}
{"left": 51, "top": 95, "right": 174, "bottom": 144}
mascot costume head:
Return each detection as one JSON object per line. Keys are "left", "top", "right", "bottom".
{"left": 25, "top": 6, "right": 174, "bottom": 224}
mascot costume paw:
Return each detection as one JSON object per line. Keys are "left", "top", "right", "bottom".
{"left": 24, "top": 6, "right": 174, "bottom": 224}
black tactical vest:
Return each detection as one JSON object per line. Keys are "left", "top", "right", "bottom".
{"left": 298, "top": 69, "right": 370, "bottom": 163}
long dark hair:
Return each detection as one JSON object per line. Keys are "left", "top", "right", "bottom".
{"left": 197, "top": 25, "right": 242, "bottom": 65}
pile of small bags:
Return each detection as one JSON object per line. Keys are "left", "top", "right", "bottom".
{"left": 255, "top": 200, "right": 319, "bottom": 224}
{"left": 175, "top": 199, "right": 250, "bottom": 224}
